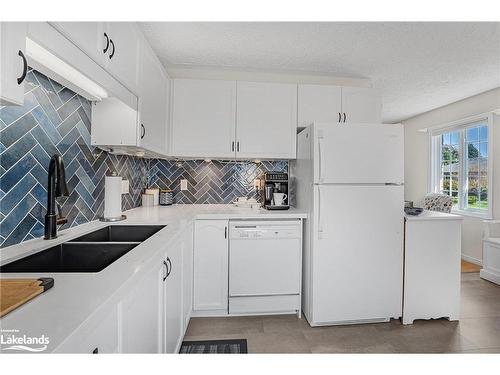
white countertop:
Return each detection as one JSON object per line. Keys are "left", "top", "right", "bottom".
{"left": 0, "top": 204, "right": 306, "bottom": 352}
{"left": 404, "top": 209, "right": 463, "bottom": 222}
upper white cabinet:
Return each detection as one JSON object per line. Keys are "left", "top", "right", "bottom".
{"left": 91, "top": 35, "right": 169, "bottom": 156}
{"left": 137, "top": 41, "right": 169, "bottom": 155}
{"left": 51, "top": 22, "right": 139, "bottom": 94}
{"left": 236, "top": 81, "right": 297, "bottom": 159}
{"left": 171, "top": 80, "right": 298, "bottom": 160}
{"left": 298, "top": 84, "right": 342, "bottom": 127}
{"left": 298, "top": 84, "right": 382, "bottom": 126}
{"left": 193, "top": 220, "right": 229, "bottom": 314}
{"left": 171, "top": 79, "right": 236, "bottom": 159}
{"left": 341, "top": 86, "right": 382, "bottom": 123}
{"left": 102, "top": 23, "right": 140, "bottom": 93}
{"left": 51, "top": 22, "right": 103, "bottom": 64}
{"left": 0, "top": 22, "right": 28, "bottom": 106}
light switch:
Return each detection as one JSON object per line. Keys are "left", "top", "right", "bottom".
{"left": 180, "top": 179, "right": 188, "bottom": 191}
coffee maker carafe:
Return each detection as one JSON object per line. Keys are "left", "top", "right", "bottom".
{"left": 257, "top": 172, "right": 290, "bottom": 210}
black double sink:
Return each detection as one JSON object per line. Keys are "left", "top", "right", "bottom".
{"left": 0, "top": 225, "right": 165, "bottom": 273}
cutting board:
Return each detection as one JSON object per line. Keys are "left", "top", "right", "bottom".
{"left": 0, "top": 278, "right": 54, "bottom": 318}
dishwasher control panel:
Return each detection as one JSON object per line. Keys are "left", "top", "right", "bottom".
{"left": 229, "top": 220, "right": 302, "bottom": 240}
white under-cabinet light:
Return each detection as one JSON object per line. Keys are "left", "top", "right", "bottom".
{"left": 25, "top": 38, "right": 108, "bottom": 101}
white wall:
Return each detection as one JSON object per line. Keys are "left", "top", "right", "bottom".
{"left": 402, "top": 87, "right": 500, "bottom": 264}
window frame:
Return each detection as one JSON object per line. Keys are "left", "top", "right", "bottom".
{"left": 429, "top": 113, "right": 494, "bottom": 219}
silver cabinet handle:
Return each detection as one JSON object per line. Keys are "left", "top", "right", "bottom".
{"left": 232, "top": 141, "right": 235, "bottom": 152}
{"left": 236, "top": 141, "right": 240, "bottom": 152}
{"left": 338, "top": 112, "right": 341, "bottom": 123}
{"left": 343, "top": 113, "right": 347, "bottom": 123}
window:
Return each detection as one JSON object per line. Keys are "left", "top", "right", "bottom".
{"left": 430, "top": 115, "right": 492, "bottom": 218}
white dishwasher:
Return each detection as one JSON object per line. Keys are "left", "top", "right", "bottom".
{"left": 229, "top": 220, "right": 302, "bottom": 316}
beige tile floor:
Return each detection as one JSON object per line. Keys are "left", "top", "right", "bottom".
{"left": 184, "top": 272, "right": 500, "bottom": 353}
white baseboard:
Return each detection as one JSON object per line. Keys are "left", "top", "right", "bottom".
{"left": 480, "top": 269, "right": 500, "bottom": 285}
{"left": 461, "top": 254, "right": 483, "bottom": 266}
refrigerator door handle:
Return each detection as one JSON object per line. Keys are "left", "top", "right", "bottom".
{"left": 318, "top": 137, "right": 325, "bottom": 183}
{"left": 317, "top": 186, "right": 324, "bottom": 238}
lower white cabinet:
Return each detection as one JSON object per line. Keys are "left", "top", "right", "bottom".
{"left": 162, "top": 241, "right": 184, "bottom": 353}
{"left": 182, "top": 222, "right": 194, "bottom": 331}
{"left": 193, "top": 220, "right": 229, "bottom": 314}
{"left": 56, "top": 304, "right": 119, "bottom": 353}
{"left": 120, "top": 264, "right": 163, "bottom": 353}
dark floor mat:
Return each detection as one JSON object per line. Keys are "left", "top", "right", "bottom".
{"left": 180, "top": 339, "right": 248, "bottom": 354}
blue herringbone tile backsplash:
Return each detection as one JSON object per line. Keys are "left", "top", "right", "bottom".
{"left": 148, "top": 159, "right": 287, "bottom": 204}
{"left": 0, "top": 69, "right": 287, "bottom": 249}
{"left": 0, "top": 69, "right": 147, "bottom": 248}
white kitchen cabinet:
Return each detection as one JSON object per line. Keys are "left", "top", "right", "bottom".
{"left": 120, "top": 264, "right": 163, "bottom": 353}
{"left": 297, "top": 84, "right": 382, "bottom": 126}
{"left": 137, "top": 40, "right": 169, "bottom": 155}
{"left": 341, "top": 86, "right": 382, "bottom": 123}
{"left": 171, "top": 79, "right": 236, "bottom": 159}
{"left": 91, "top": 36, "right": 169, "bottom": 157}
{"left": 182, "top": 223, "right": 194, "bottom": 332}
{"left": 102, "top": 22, "right": 140, "bottom": 93}
{"left": 0, "top": 22, "right": 28, "bottom": 106}
{"left": 91, "top": 97, "right": 139, "bottom": 148}
{"left": 50, "top": 22, "right": 103, "bottom": 64}
{"left": 56, "top": 304, "right": 119, "bottom": 353}
{"left": 52, "top": 22, "right": 140, "bottom": 94}
{"left": 193, "top": 220, "right": 229, "bottom": 314}
{"left": 298, "top": 84, "right": 342, "bottom": 128}
{"left": 162, "top": 241, "right": 184, "bottom": 353}
{"left": 236, "top": 81, "right": 297, "bottom": 159}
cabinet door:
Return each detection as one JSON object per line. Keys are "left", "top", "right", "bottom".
{"left": 172, "top": 79, "right": 236, "bottom": 159}
{"left": 91, "top": 96, "right": 139, "bottom": 147}
{"left": 138, "top": 42, "right": 169, "bottom": 155}
{"left": 193, "top": 220, "right": 229, "bottom": 312}
{"left": 297, "top": 84, "right": 342, "bottom": 127}
{"left": 182, "top": 223, "right": 194, "bottom": 332}
{"left": 341, "top": 87, "right": 382, "bottom": 123}
{"left": 50, "top": 22, "right": 103, "bottom": 64}
{"left": 236, "top": 81, "right": 297, "bottom": 159}
{"left": 164, "top": 243, "right": 183, "bottom": 353}
{"left": 103, "top": 22, "right": 140, "bottom": 93}
{"left": 0, "top": 22, "right": 27, "bottom": 106}
{"left": 120, "top": 264, "right": 162, "bottom": 353}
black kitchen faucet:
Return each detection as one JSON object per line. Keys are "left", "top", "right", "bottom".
{"left": 44, "top": 154, "right": 69, "bottom": 240}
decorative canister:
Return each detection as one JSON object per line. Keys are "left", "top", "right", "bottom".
{"left": 159, "top": 189, "right": 174, "bottom": 206}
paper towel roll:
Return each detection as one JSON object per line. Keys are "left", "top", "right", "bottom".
{"left": 145, "top": 188, "right": 159, "bottom": 206}
{"left": 104, "top": 176, "right": 123, "bottom": 219}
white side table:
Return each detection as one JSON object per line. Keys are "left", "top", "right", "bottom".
{"left": 403, "top": 210, "right": 462, "bottom": 325}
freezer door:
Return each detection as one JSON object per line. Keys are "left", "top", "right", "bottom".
{"left": 313, "top": 123, "right": 404, "bottom": 184}
{"left": 312, "top": 184, "right": 404, "bottom": 324}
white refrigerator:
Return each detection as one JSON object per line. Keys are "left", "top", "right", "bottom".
{"left": 292, "top": 122, "right": 404, "bottom": 326}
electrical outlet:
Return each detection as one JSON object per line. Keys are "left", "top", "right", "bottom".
{"left": 180, "top": 179, "right": 188, "bottom": 191}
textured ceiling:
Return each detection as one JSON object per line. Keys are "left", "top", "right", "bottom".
{"left": 139, "top": 22, "right": 500, "bottom": 123}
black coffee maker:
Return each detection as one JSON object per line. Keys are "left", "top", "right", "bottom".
{"left": 257, "top": 172, "right": 289, "bottom": 210}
